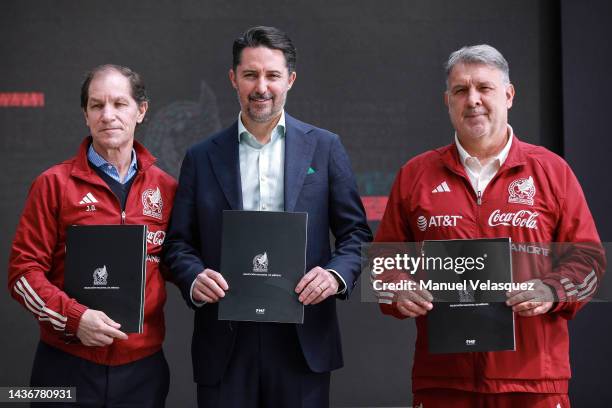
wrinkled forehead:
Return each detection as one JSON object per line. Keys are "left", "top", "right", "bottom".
{"left": 447, "top": 62, "right": 506, "bottom": 85}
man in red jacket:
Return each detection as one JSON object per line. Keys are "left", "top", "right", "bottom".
{"left": 8, "top": 65, "right": 176, "bottom": 407}
{"left": 375, "top": 44, "right": 605, "bottom": 407}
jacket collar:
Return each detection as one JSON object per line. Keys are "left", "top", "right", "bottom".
{"left": 71, "top": 136, "right": 157, "bottom": 180}
{"left": 283, "top": 113, "right": 316, "bottom": 212}
{"left": 439, "top": 134, "right": 528, "bottom": 177}
{"left": 209, "top": 122, "right": 243, "bottom": 210}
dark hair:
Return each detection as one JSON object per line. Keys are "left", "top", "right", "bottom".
{"left": 232, "top": 26, "right": 297, "bottom": 73}
{"left": 80, "top": 64, "right": 148, "bottom": 109}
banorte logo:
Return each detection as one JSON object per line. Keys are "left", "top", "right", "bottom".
{"left": 488, "top": 209, "right": 539, "bottom": 229}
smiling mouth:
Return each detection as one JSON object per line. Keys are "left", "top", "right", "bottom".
{"left": 465, "top": 109, "right": 487, "bottom": 117}
{"left": 465, "top": 113, "right": 486, "bottom": 119}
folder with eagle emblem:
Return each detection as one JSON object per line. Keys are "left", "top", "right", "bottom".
{"left": 219, "top": 210, "right": 307, "bottom": 323}
{"left": 423, "top": 237, "right": 515, "bottom": 353}
{"left": 64, "top": 225, "right": 147, "bottom": 333}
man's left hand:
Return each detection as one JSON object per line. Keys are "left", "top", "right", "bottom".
{"left": 295, "top": 266, "right": 339, "bottom": 305}
{"left": 506, "top": 279, "right": 554, "bottom": 317}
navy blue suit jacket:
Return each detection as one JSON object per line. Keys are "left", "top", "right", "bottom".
{"left": 163, "top": 113, "right": 372, "bottom": 385}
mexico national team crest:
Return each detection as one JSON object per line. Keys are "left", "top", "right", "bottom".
{"left": 508, "top": 176, "right": 536, "bottom": 206}
{"left": 253, "top": 252, "right": 268, "bottom": 273}
{"left": 142, "top": 187, "right": 163, "bottom": 220}
{"left": 93, "top": 265, "right": 108, "bottom": 286}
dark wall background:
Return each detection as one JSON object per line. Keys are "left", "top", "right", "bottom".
{"left": 561, "top": 1, "right": 612, "bottom": 407}
{"left": 0, "top": 1, "right": 609, "bottom": 406}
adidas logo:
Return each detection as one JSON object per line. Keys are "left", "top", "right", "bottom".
{"left": 432, "top": 181, "right": 451, "bottom": 193}
{"left": 79, "top": 192, "right": 99, "bottom": 204}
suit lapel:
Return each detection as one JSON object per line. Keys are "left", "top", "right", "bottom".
{"left": 284, "top": 114, "right": 316, "bottom": 212}
{"left": 209, "top": 122, "right": 243, "bottom": 210}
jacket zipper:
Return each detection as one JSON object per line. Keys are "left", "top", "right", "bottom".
{"left": 119, "top": 171, "right": 142, "bottom": 224}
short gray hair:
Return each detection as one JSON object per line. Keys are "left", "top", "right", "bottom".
{"left": 445, "top": 44, "right": 510, "bottom": 88}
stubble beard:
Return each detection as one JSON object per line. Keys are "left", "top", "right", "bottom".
{"left": 240, "top": 90, "right": 287, "bottom": 124}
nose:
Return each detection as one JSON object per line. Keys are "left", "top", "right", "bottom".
{"left": 255, "top": 76, "right": 268, "bottom": 94}
{"left": 100, "top": 105, "right": 114, "bottom": 122}
{"left": 467, "top": 87, "right": 481, "bottom": 107}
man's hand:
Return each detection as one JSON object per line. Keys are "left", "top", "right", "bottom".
{"left": 192, "top": 268, "right": 229, "bottom": 303}
{"left": 76, "top": 309, "right": 128, "bottom": 347}
{"left": 506, "top": 279, "right": 554, "bottom": 317}
{"left": 295, "top": 267, "right": 339, "bottom": 305}
{"left": 394, "top": 288, "right": 433, "bottom": 318}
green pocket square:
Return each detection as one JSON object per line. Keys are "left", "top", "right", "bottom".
{"left": 307, "top": 167, "right": 316, "bottom": 175}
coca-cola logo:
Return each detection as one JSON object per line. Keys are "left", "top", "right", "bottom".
{"left": 147, "top": 230, "right": 166, "bottom": 246}
{"left": 488, "top": 209, "right": 538, "bottom": 229}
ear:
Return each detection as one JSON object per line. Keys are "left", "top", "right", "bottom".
{"left": 444, "top": 91, "right": 450, "bottom": 108}
{"left": 287, "top": 71, "right": 297, "bottom": 90}
{"left": 136, "top": 101, "right": 148, "bottom": 123}
{"left": 505, "top": 84, "right": 515, "bottom": 109}
{"left": 83, "top": 108, "right": 89, "bottom": 127}
{"left": 229, "top": 69, "right": 238, "bottom": 89}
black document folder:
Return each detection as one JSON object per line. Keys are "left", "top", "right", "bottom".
{"left": 64, "top": 225, "right": 147, "bottom": 333}
{"left": 423, "top": 238, "right": 515, "bottom": 353}
{"left": 218, "top": 211, "right": 307, "bottom": 323}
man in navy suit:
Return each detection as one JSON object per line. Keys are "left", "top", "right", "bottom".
{"left": 163, "top": 26, "right": 372, "bottom": 407}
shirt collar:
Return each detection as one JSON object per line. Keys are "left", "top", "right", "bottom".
{"left": 87, "top": 143, "right": 138, "bottom": 172}
{"left": 237, "top": 110, "right": 286, "bottom": 147}
{"left": 455, "top": 124, "right": 514, "bottom": 167}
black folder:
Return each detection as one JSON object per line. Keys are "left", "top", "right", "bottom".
{"left": 64, "top": 225, "right": 147, "bottom": 333}
{"left": 218, "top": 211, "right": 307, "bottom": 323}
{"left": 423, "top": 238, "right": 515, "bottom": 353}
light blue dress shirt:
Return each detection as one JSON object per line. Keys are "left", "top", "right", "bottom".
{"left": 238, "top": 111, "right": 286, "bottom": 211}
{"left": 87, "top": 144, "right": 138, "bottom": 184}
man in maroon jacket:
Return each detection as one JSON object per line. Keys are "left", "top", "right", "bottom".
{"left": 375, "top": 44, "right": 605, "bottom": 407}
{"left": 8, "top": 65, "right": 176, "bottom": 407}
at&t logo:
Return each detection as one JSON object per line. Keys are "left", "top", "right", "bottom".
{"left": 416, "top": 215, "right": 463, "bottom": 232}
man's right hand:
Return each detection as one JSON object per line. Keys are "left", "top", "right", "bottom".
{"left": 395, "top": 288, "right": 434, "bottom": 318}
{"left": 192, "top": 268, "right": 229, "bottom": 303}
{"left": 76, "top": 309, "right": 128, "bottom": 346}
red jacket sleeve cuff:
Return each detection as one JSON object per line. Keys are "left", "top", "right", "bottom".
{"left": 65, "top": 302, "right": 88, "bottom": 335}
{"left": 542, "top": 278, "right": 566, "bottom": 313}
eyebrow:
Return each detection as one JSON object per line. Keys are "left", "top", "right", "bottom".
{"left": 450, "top": 81, "right": 496, "bottom": 91}
{"left": 241, "top": 69, "right": 283, "bottom": 75}
{"left": 450, "top": 84, "right": 467, "bottom": 92}
{"left": 88, "top": 96, "right": 128, "bottom": 103}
